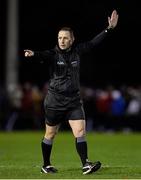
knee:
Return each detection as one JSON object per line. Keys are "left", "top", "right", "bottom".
{"left": 73, "top": 127, "right": 86, "bottom": 138}
{"left": 45, "top": 129, "right": 57, "bottom": 140}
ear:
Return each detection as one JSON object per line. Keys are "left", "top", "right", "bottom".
{"left": 72, "top": 36, "right": 75, "bottom": 43}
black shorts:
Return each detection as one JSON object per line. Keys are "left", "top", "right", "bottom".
{"left": 44, "top": 106, "right": 85, "bottom": 126}
{"left": 44, "top": 90, "right": 83, "bottom": 110}
{"left": 43, "top": 90, "right": 85, "bottom": 126}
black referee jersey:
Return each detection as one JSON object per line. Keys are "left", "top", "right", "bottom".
{"left": 34, "top": 29, "right": 111, "bottom": 97}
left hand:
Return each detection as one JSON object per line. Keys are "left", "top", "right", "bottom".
{"left": 108, "top": 10, "right": 119, "bottom": 29}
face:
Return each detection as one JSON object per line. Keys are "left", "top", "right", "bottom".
{"left": 58, "top": 30, "right": 74, "bottom": 50}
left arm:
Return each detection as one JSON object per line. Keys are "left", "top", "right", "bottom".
{"left": 76, "top": 10, "right": 119, "bottom": 53}
{"left": 91, "top": 9, "right": 119, "bottom": 46}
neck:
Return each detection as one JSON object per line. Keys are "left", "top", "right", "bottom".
{"left": 56, "top": 45, "right": 72, "bottom": 52}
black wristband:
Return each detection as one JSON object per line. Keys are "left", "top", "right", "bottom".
{"left": 105, "top": 27, "right": 113, "bottom": 33}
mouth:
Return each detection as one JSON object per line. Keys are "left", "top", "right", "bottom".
{"left": 60, "top": 45, "right": 66, "bottom": 49}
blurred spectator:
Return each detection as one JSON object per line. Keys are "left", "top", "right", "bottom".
{"left": 32, "top": 85, "right": 43, "bottom": 129}
{"left": 5, "top": 84, "right": 23, "bottom": 131}
{"left": 126, "top": 86, "right": 141, "bottom": 115}
{"left": 110, "top": 90, "right": 126, "bottom": 116}
{"left": 95, "top": 89, "right": 112, "bottom": 130}
{"left": 125, "top": 86, "right": 141, "bottom": 131}
{"left": 18, "top": 82, "right": 34, "bottom": 129}
{"left": 96, "top": 90, "right": 111, "bottom": 114}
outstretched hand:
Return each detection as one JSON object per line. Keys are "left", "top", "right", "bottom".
{"left": 108, "top": 10, "right": 119, "bottom": 29}
{"left": 24, "top": 49, "right": 34, "bottom": 57}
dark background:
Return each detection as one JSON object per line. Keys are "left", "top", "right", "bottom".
{"left": 0, "top": 0, "right": 141, "bottom": 88}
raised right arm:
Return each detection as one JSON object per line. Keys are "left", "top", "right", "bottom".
{"left": 24, "top": 49, "right": 55, "bottom": 62}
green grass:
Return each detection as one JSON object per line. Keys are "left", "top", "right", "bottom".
{"left": 0, "top": 131, "right": 141, "bottom": 179}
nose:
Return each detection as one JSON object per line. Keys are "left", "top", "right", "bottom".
{"left": 61, "top": 39, "right": 64, "bottom": 44}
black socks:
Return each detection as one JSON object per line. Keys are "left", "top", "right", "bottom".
{"left": 75, "top": 136, "right": 88, "bottom": 166}
{"left": 41, "top": 136, "right": 88, "bottom": 167}
{"left": 41, "top": 138, "right": 53, "bottom": 167}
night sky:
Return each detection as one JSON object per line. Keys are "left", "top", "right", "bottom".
{"left": 0, "top": 0, "right": 141, "bottom": 88}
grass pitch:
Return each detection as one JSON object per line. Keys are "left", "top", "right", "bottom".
{"left": 0, "top": 131, "right": 141, "bottom": 179}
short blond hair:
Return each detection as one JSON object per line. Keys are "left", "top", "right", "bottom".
{"left": 59, "top": 27, "right": 74, "bottom": 39}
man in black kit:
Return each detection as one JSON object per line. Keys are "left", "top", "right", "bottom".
{"left": 24, "top": 10, "right": 118, "bottom": 175}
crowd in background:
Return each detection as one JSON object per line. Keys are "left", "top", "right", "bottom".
{"left": 0, "top": 82, "right": 141, "bottom": 132}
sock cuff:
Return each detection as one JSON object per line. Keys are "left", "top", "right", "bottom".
{"left": 42, "top": 137, "right": 53, "bottom": 145}
{"left": 76, "top": 136, "right": 86, "bottom": 143}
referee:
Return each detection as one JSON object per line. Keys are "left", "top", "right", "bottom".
{"left": 24, "top": 10, "right": 118, "bottom": 175}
